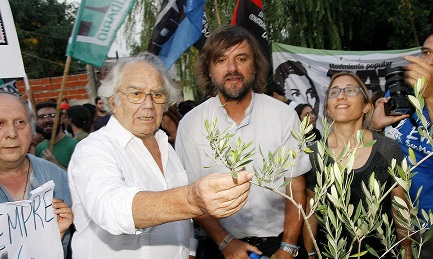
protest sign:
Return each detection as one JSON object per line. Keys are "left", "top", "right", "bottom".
{"left": 0, "top": 181, "right": 63, "bottom": 259}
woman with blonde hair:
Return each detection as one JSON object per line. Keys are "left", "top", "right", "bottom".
{"left": 302, "top": 72, "right": 411, "bottom": 258}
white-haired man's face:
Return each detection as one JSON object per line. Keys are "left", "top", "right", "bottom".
{"left": 111, "top": 62, "right": 166, "bottom": 140}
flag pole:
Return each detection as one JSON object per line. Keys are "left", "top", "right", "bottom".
{"left": 49, "top": 55, "right": 72, "bottom": 152}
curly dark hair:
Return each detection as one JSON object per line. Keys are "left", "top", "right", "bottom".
{"left": 194, "top": 25, "right": 269, "bottom": 95}
{"left": 66, "top": 105, "right": 92, "bottom": 133}
{"left": 420, "top": 23, "right": 433, "bottom": 45}
{"left": 35, "top": 101, "right": 57, "bottom": 113}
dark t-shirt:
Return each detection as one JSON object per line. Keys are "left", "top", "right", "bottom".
{"left": 306, "top": 132, "right": 403, "bottom": 258}
{"left": 94, "top": 114, "right": 111, "bottom": 131}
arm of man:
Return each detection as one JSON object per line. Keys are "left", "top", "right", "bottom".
{"left": 273, "top": 175, "right": 307, "bottom": 259}
{"left": 370, "top": 97, "right": 409, "bottom": 130}
{"left": 194, "top": 214, "right": 261, "bottom": 259}
{"left": 41, "top": 149, "right": 67, "bottom": 170}
{"left": 70, "top": 139, "right": 252, "bottom": 234}
{"left": 132, "top": 171, "right": 252, "bottom": 229}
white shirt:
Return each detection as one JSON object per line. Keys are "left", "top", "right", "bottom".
{"left": 68, "top": 117, "right": 192, "bottom": 259}
{"left": 176, "top": 93, "right": 311, "bottom": 238}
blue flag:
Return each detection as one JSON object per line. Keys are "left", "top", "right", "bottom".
{"left": 148, "top": 0, "right": 205, "bottom": 69}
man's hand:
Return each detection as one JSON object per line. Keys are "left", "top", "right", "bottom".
{"left": 405, "top": 55, "right": 433, "bottom": 101}
{"left": 370, "top": 97, "right": 409, "bottom": 130}
{"left": 41, "top": 149, "right": 65, "bottom": 169}
{"left": 222, "top": 239, "right": 261, "bottom": 259}
{"left": 188, "top": 170, "right": 253, "bottom": 218}
{"left": 52, "top": 198, "right": 73, "bottom": 238}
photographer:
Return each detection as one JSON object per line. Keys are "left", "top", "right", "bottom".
{"left": 371, "top": 24, "right": 433, "bottom": 258}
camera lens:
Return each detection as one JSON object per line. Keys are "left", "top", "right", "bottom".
{"left": 383, "top": 66, "right": 414, "bottom": 116}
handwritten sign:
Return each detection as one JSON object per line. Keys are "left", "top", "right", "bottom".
{"left": 0, "top": 180, "right": 63, "bottom": 259}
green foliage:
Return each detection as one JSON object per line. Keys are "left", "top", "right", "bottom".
{"left": 124, "top": 0, "right": 159, "bottom": 54}
{"left": 10, "top": 0, "right": 85, "bottom": 78}
{"left": 203, "top": 77, "right": 433, "bottom": 258}
{"left": 125, "top": 0, "right": 433, "bottom": 100}
{"left": 204, "top": 118, "right": 255, "bottom": 178}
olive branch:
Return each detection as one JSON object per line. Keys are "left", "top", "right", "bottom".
{"left": 202, "top": 77, "right": 433, "bottom": 258}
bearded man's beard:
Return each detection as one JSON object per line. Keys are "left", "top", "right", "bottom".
{"left": 212, "top": 72, "right": 255, "bottom": 101}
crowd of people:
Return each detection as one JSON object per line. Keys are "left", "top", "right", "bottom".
{"left": 1, "top": 23, "right": 432, "bottom": 259}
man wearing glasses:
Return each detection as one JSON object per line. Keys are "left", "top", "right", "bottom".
{"left": 371, "top": 24, "right": 433, "bottom": 258}
{"left": 34, "top": 101, "right": 77, "bottom": 169}
{"left": 67, "top": 54, "right": 254, "bottom": 259}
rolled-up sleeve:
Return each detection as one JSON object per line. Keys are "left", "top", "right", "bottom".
{"left": 69, "top": 138, "right": 144, "bottom": 235}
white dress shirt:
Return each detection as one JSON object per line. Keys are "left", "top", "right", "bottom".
{"left": 176, "top": 93, "right": 311, "bottom": 238}
{"left": 68, "top": 117, "right": 192, "bottom": 259}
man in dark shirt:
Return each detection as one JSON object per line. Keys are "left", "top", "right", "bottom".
{"left": 94, "top": 96, "right": 111, "bottom": 130}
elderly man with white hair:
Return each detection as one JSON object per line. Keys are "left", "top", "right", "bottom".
{"left": 68, "top": 53, "right": 253, "bottom": 259}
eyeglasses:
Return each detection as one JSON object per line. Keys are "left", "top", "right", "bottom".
{"left": 327, "top": 85, "right": 366, "bottom": 99}
{"left": 119, "top": 90, "right": 168, "bottom": 104}
{"left": 37, "top": 113, "right": 56, "bottom": 120}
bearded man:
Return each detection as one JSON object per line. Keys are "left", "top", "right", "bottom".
{"left": 34, "top": 101, "right": 77, "bottom": 169}
{"left": 176, "top": 25, "right": 311, "bottom": 259}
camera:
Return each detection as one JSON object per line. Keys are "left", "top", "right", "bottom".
{"left": 383, "top": 66, "right": 414, "bottom": 116}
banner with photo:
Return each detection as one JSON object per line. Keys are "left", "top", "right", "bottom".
{"left": 0, "top": 0, "right": 26, "bottom": 78}
{"left": 272, "top": 42, "right": 420, "bottom": 131}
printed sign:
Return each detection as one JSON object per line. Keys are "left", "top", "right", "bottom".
{"left": 0, "top": 181, "right": 63, "bottom": 259}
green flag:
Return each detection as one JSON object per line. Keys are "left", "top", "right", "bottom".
{"left": 66, "top": 0, "right": 137, "bottom": 68}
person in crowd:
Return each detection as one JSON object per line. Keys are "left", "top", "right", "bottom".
{"left": 82, "top": 103, "right": 97, "bottom": 132}
{"left": 178, "top": 100, "right": 197, "bottom": 117}
{"left": 94, "top": 96, "right": 111, "bottom": 130}
{"left": 34, "top": 101, "right": 78, "bottom": 169}
{"left": 67, "top": 53, "right": 253, "bottom": 259}
{"left": 371, "top": 90, "right": 385, "bottom": 108}
{"left": 161, "top": 104, "right": 182, "bottom": 147}
{"left": 370, "top": 24, "right": 433, "bottom": 258}
{"left": 0, "top": 91, "right": 73, "bottom": 257}
{"left": 60, "top": 101, "right": 71, "bottom": 134}
{"left": 303, "top": 72, "right": 412, "bottom": 258}
{"left": 29, "top": 125, "right": 44, "bottom": 154}
{"left": 265, "top": 80, "right": 298, "bottom": 109}
{"left": 64, "top": 105, "right": 91, "bottom": 142}
{"left": 294, "top": 103, "right": 322, "bottom": 143}
{"left": 175, "top": 25, "right": 311, "bottom": 259}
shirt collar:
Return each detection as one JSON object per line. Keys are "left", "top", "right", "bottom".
{"left": 214, "top": 92, "right": 255, "bottom": 128}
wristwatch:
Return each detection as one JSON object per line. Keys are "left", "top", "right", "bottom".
{"left": 280, "top": 242, "right": 299, "bottom": 257}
